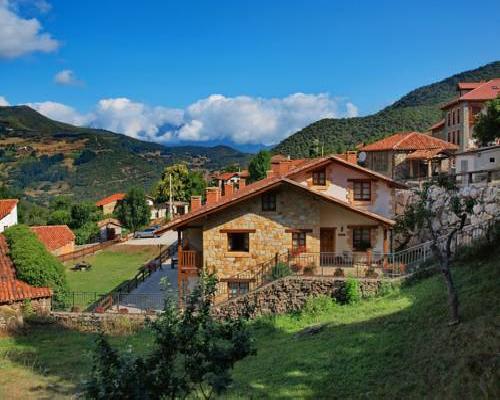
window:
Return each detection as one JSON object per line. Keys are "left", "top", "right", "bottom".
{"left": 292, "top": 232, "right": 307, "bottom": 253}
{"left": 261, "top": 192, "right": 276, "bottom": 211}
{"left": 312, "top": 168, "right": 326, "bottom": 185}
{"left": 353, "top": 181, "right": 371, "bottom": 201}
{"left": 447, "top": 112, "right": 451, "bottom": 126}
{"left": 371, "top": 152, "right": 389, "bottom": 172}
{"left": 353, "top": 227, "right": 371, "bottom": 251}
{"left": 227, "top": 232, "right": 249, "bottom": 252}
{"left": 228, "top": 281, "right": 249, "bottom": 298}
{"left": 457, "top": 109, "right": 460, "bottom": 123}
{"left": 452, "top": 111, "right": 455, "bottom": 125}
{"left": 456, "top": 131, "right": 460, "bottom": 146}
{"left": 490, "top": 157, "right": 496, "bottom": 163}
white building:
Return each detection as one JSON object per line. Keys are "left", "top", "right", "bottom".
{"left": 0, "top": 199, "right": 18, "bottom": 233}
{"left": 455, "top": 145, "right": 500, "bottom": 184}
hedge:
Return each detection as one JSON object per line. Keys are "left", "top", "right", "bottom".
{"left": 4, "top": 224, "right": 69, "bottom": 303}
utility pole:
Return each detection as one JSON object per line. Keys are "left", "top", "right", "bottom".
{"left": 169, "top": 173, "right": 173, "bottom": 219}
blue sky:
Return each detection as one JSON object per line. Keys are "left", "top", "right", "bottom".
{"left": 1, "top": 0, "right": 499, "bottom": 150}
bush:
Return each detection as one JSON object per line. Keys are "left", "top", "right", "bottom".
{"left": 4, "top": 225, "right": 69, "bottom": 304}
{"left": 301, "top": 295, "right": 336, "bottom": 318}
{"left": 74, "top": 221, "right": 100, "bottom": 245}
{"left": 271, "top": 262, "right": 292, "bottom": 280}
{"left": 344, "top": 278, "right": 361, "bottom": 304}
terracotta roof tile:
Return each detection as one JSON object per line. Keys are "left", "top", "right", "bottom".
{"left": 0, "top": 199, "right": 18, "bottom": 220}
{"left": 360, "top": 132, "right": 458, "bottom": 152}
{"left": 0, "top": 235, "right": 52, "bottom": 303}
{"left": 457, "top": 82, "right": 482, "bottom": 90}
{"left": 30, "top": 225, "right": 75, "bottom": 252}
{"left": 95, "top": 193, "right": 125, "bottom": 207}
{"left": 458, "top": 79, "right": 500, "bottom": 101}
{"left": 429, "top": 119, "right": 445, "bottom": 131}
{"left": 406, "top": 148, "right": 450, "bottom": 160}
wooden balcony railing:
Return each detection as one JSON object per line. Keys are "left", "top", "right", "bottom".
{"left": 178, "top": 249, "right": 202, "bottom": 271}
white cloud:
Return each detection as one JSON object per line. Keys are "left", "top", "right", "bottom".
{"left": 54, "top": 69, "right": 82, "bottom": 86}
{"left": 0, "top": 0, "right": 59, "bottom": 59}
{"left": 0, "top": 96, "right": 10, "bottom": 106}
{"left": 23, "top": 92, "right": 358, "bottom": 146}
{"left": 26, "top": 101, "right": 92, "bottom": 126}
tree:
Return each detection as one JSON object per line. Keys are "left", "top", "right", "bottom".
{"left": 85, "top": 274, "right": 255, "bottom": 399}
{"left": 154, "top": 163, "right": 207, "bottom": 203}
{"left": 114, "top": 187, "right": 150, "bottom": 233}
{"left": 396, "top": 178, "right": 475, "bottom": 324}
{"left": 474, "top": 97, "right": 500, "bottom": 146}
{"left": 248, "top": 150, "right": 271, "bottom": 182}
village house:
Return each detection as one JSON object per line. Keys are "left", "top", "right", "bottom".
{"left": 95, "top": 193, "right": 125, "bottom": 215}
{"left": 0, "top": 234, "right": 52, "bottom": 314}
{"left": 212, "top": 169, "right": 250, "bottom": 195}
{"left": 30, "top": 225, "right": 76, "bottom": 256}
{"left": 0, "top": 199, "right": 18, "bottom": 233}
{"left": 431, "top": 79, "right": 500, "bottom": 151}
{"left": 156, "top": 155, "right": 406, "bottom": 301}
{"left": 97, "top": 218, "right": 123, "bottom": 241}
{"left": 455, "top": 145, "right": 500, "bottom": 184}
{"left": 359, "top": 132, "right": 458, "bottom": 180}
{"left": 146, "top": 196, "right": 189, "bottom": 220}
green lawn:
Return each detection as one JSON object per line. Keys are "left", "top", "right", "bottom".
{"left": 0, "top": 243, "right": 498, "bottom": 399}
{"left": 64, "top": 244, "right": 159, "bottom": 307}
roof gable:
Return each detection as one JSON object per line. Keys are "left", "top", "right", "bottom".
{"left": 0, "top": 199, "right": 18, "bottom": 220}
{"left": 96, "top": 193, "right": 125, "bottom": 207}
{"left": 459, "top": 79, "right": 500, "bottom": 101}
{"left": 360, "top": 132, "right": 458, "bottom": 152}
{"left": 30, "top": 225, "right": 75, "bottom": 251}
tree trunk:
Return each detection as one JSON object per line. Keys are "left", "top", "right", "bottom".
{"left": 439, "top": 256, "right": 460, "bottom": 324}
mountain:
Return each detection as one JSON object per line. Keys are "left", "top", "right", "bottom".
{"left": 274, "top": 61, "right": 500, "bottom": 157}
{"left": 0, "top": 106, "right": 250, "bottom": 202}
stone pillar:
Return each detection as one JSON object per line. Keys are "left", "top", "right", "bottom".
{"left": 427, "top": 160, "right": 432, "bottom": 178}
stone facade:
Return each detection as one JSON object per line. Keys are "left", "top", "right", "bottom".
{"left": 212, "top": 276, "right": 382, "bottom": 320}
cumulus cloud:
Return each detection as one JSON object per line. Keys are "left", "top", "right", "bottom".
{"left": 27, "top": 101, "right": 92, "bottom": 126}
{"left": 0, "top": 0, "right": 59, "bottom": 59}
{"left": 24, "top": 92, "right": 358, "bottom": 145}
{"left": 54, "top": 69, "right": 82, "bottom": 86}
{"left": 0, "top": 96, "right": 10, "bottom": 106}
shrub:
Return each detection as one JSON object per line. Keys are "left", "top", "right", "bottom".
{"left": 344, "top": 278, "right": 361, "bottom": 304}
{"left": 378, "top": 280, "right": 399, "bottom": 297}
{"left": 333, "top": 267, "right": 344, "bottom": 277}
{"left": 301, "top": 295, "right": 336, "bottom": 318}
{"left": 271, "top": 262, "right": 292, "bottom": 280}
{"left": 4, "top": 225, "right": 69, "bottom": 304}
{"left": 303, "top": 264, "right": 315, "bottom": 276}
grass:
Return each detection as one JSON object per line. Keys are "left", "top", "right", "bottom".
{"left": 64, "top": 244, "right": 158, "bottom": 307}
{"left": 0, "top": 243, "right": 498, "bottom": 399}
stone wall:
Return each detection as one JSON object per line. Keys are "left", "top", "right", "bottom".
{"left": 394, "top": 183, "right": 499, "bottom": 247}
{"left": 50, "top": 311, "right": 157, "bottom": 332}
{"left": 212, "top": 276, "right": 382, "bottom": 320}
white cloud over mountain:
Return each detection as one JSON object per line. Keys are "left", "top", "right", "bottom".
{"left": 24, "top": 93, "right": 358, "bottom": 146}
{"left": 0, "top": 0, "right": 59, "bottom": 59}
{"left": 0, "top": 96, "right": 10, "bottom": 106}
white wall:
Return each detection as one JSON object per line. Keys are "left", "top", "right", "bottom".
{"left": 0, "top": 205, "right": 18, "bottom": 233}
{"left": 456, "top": 148, "right": 500, "bottom": 173}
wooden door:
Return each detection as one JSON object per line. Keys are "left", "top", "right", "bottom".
{"left": 320, "top": 228, "right": 336, "bottom": 266}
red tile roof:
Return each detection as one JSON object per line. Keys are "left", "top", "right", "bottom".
{"left": 457, "top": 82, "right": 482, "bottom": 90}
{"left": 30, "top": 225, "right": 75, "bottom": 252}
{"left": 429, "top": 119, "right": 444, "bottom": 131}
{"left": 0, "top": 235, "right": 52, "bottom": 304}
{"left": 218, "top": 172, "right": 239, "bottom": 181}
{"left": 359, "top": 132, "right": 458, "bottom": 152}
{"left": 458, "top": 79, "right": 500, "bottom": 101}
{"left": 406, "top": 148, "right": 450, "bottom": 160}
{"left": 0, "top": 199, "right": 18, "bottom": 220}
{"left": 95, "top": 193, "right": 125, "bottom": 207}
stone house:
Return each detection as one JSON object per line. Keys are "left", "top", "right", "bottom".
{"left": 95, "top": 193, "right": 125, "bottom": 215}
{"left": 156, "top": 156, "right": 406, "bottom": 301}
{"left": 30, "top": 225, "right": 75, "bottom": 256}
{"left": 432, "top": 79, "right": 500, "bottom": 151}
{"left": 97, "top": 218, "right": 123, "bottom": 241}
{"left": 359, "top": 132, "right": 458, "bottom": 180}
{"left": 0, "top": 199, "right": 18, "bottom": 233}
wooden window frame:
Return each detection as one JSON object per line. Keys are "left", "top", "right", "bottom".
{"left": 352, "top": 227, "right": 372, "bottom": 251}
{"left": 312, "top": 168, "right": 326, "bottom": 186}
{"left": 261, "top": 192, "right": 277, "bottom": 211}
{"left": 228, "top": 281, "right": 249, "bottom": 298}
{"left": 227, "top": 232, "right": 250, "bottom": 252}
{"left": 352, "top": 180, "right": 371, "bottom": 201}
{"left": 291, "top": 231, "right": 307, "bottom": 254}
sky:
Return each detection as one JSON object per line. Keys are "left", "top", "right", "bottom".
{"left": 0, "top": 0, "right": 499, "bottom": 151}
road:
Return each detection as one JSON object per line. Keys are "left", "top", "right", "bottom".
{"left": 121, "top": 230, "right": 177, "bottom": 246}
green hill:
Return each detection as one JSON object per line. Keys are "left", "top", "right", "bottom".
{"left": 0, "top": 106, "right": 250, "bottom": 202}
{"left": 274, "top": 61, "right": 500, "bottom": 157}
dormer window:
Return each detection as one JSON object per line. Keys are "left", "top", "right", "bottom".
{"left": 312, "top": 168, "right": 326, "bottom": 186}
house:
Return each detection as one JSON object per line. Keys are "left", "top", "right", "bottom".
{"left": 156, "top": 155, "right": 406, "bottom": 301}
{"left": 146, "top": 196, "right": 189, "bottom": 220}
{"left": 0, "top": 199, "right": 18, "bottom": 233}
{"left": 97, "top": 218, "right": 122, "bottom": 241}
{"left": 30, "top": 225, "right": 75, "bottom": 256}
{"left": 431, "top": 79, "right": 500, "bottom": 151}
{"left": 212, "top": 169, "right": 250, "bottom": 194}
{"left": 0, "top": 234, "right": 52, "bottom": 312}
{"left": 359, "top": 132, "right": 458, "bottom": 180}
{"left": 455, "top": 145, "right": 500, "bottom": 184}
{"left": 95, "top": 193, "right": 125, "bottom": 215}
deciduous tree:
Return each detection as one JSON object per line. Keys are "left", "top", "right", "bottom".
{"left": 474, "top": 97, "right": 500, "bottom": 146}
{"left": 248, "top": 150, "right": 271, "bottom": 182}
{"left": 114, "top": 187, "right": 150, "bottom": 234}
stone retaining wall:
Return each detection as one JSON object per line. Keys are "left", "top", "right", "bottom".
{"left": 212, "top": 276, "right": 382, "bottom": 320}
{"left": 50, "top": 311, "right": 157, "bottom": 332}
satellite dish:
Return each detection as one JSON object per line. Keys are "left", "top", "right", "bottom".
{"left": 358, "top": 151, "right": 367, "bottom": 163}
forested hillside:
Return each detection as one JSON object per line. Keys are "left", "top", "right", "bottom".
{"left": 274, "top": 61, "right": 500, "bottom": 157}
{"left": 0, "top": 106, "right": 250, "bottom": 202}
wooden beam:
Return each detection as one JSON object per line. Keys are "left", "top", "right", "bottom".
{"left": 219, "top": 228, "right": 256, "bottom": 233}
{"left": 285, "top": 228, "right": 314, "bottom": 233}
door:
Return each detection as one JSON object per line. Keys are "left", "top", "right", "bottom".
{"left": 320, "top": 228, "right": 336, "bottom": 266}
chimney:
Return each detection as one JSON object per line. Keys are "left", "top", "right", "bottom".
{"left": 205, "top": 187, "right": 220, "bottom": 205}
{"left": 224, "top": 182, "right": 234, "bottom": 197}
{"left": 190, "top": 195, "right": 202, "bottom": 211}
{"left": 266, "top": 170, "right": 275, "bottom": 178}
{"left": 346, "top": 151, "right": 358, "bottom": 164}
{"left": 271, "top": 154, "right": 292, "bottom": 176}
{"left": 239, "top": 178, "right": 246, "bottom": 189}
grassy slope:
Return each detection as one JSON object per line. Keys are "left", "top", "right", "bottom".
{"left": 0, "top": 244, "right": 498, "bottom": 399}
{"left": 65, "top": 245, "right": 158, "bottom": 296}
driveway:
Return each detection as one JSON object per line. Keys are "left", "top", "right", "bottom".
{"left": 122, "top": 230, "right": 177, "bottom": 246}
